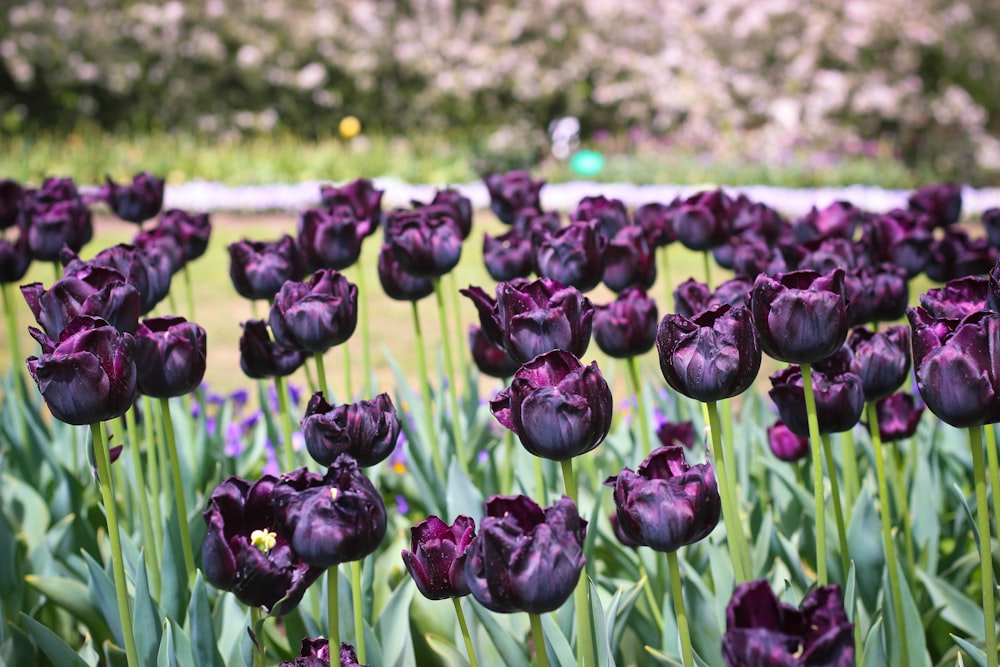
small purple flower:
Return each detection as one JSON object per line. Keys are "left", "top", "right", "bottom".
{"left": 593, "top": 286, "right": 658, "bottom": 359}
{"left": 873, "top": 393, "right": 925, "bottom": 443}
{"left": 908, "top": 182, "right": 962, "bottom": 227}
{"left": 104, "top": 172, "right": 165, "bottom": 224}
{"left": 484, "top": 170, "right": 544, "bottom": 224}
{"left": 401, "top": 515, "right": 476, "bottom": 600}
{"left": 300, "top": 392, "right": 401, "bottom": 467}
{"left": 767, "top": 421, "right": 809, "bottom": 462}
{"left": 228, "top": 236, "right": 306, "bottom": 302}
{"left": 269, "top": 270, "right": 358, "bottom": 353}
{"left": 320, "top": 178, "right": 384, "bottom": 237}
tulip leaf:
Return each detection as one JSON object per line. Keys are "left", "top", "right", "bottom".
{"left": 156, "top": 620, "right": 175, "bottom": 667}
{"left": 680, "top": 557, "right": 723, "bottom": 667}
{"left": 844, "top": 562, "right": 857, "bottom": 623}
{"left": 423, "top": 632, "right": 471, "bottom": 667}
{"left": 642, "top": 644, "right": 684, "bottom": 665}
{"left": 186, "top": 571, "right": 225, "bottom": 667}
{"left": 750, "top": 512, "right": 773, "bottom": 580}
{"left": 159, "top": 503, "right": 190, "bottom": 620}
{"left": 589, "top": 578, "right": 612, "bottom": 667}
{"left": 470, "top": 597, "right": 528, "bottom": 665}
{"left": 604, "top": 577, "right": 645, "bottom": 651}
{"left": 374, "top": 578, "right": 416, "bottom": 667}
{"left": 23, "top": 574, "right": 111, "bottom": 643}
{"left": 846, "top": 487, "right": 883, "bottom": 615}
{"left": 950, "top": 635, "right": 989, "bottom": 667}
{"left": 861, "top": 616, "right": 887, "bottom": 667}
{"left": 541, "top": 612, "right": 576, "bottom": 667}
{"left": 1, "top": 472, "right": 51, "bottom": 551}
{"left": 446, "top": 457, "right": 483, "bottom": 521}
{"left": 84, "top": 552, "right": 124, "bottom": 648}
{"left": 916, "top": 569, "right": 984, "bottom": 639}
{"left": 132, "top": 552, "right": 163, "bottom": 667}
{"left": 885, "top": 560, "right": 932, "bottom": 667}
{"left": 18, "top": 612, "right": 89, "bottom": 667}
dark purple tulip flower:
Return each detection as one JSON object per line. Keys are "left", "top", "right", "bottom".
{"left": 21, "top": 266, "right": 141, "bottom": 337}
{"left": 908, "top": 182, "right": 962, "bottom": 227}
{"left": 377, "top": 243, "right": 434, "bottom": 302}
{"left": 493, "top": 277, "right": 594, "bottom": 363}
{"left": 862, "top": 209, "right": 933, "bottom": 279}
{"left": 602, "top": 225, "right": 656, "bottom": 292}
{"left": 843, "top": 264, "right": 909, "bottom": 325}
{"left": 533, "top": 220, "right": 607, "bottom": 292}
{"left": 731, "top": 237, "right": 788, "bottom": 278}
{"left": 731, "top": 195, "right": 785, "bottom": 241}
{"left": 605, "top": 445, "right": 720, "bottom": 552}
{"left": 847, "top": 326, "right": 910, "bottom": 402}
{"left": 298, "top": 207, "right": 363, "bottom": 272}
{"left": 385, "top": 208, "right": 463, "bottom": 278}
{"left": 571, "top": 195, "right": 629, "bottom": 239}
{"left": 135, "top": 226, "right": 186, "bottom": 275}
{"left": 104, "top": 172, "right": 165, "bottom": 224}
{"left": 429, "top": 189, "right": 473, "bottom": 240}
{"left": 673, "top": 278, "right": 713, "bottom": 318}
{"left": 134, "top": 316, "right": 206, "bottom": 398}
{"left": 610, "top": 513, "right": 643, "bottom": 548}
{"left": 656, "top": 304, "right": 761, "bottom": 403}
{"left": 874, "top": 393, "right": 925, "bottom": 442}
{"left": 228, "top": 235, "right": 306, "bottom": 302}
{"left": 272, "top": 456, "right": 387, "bottom": 568}
{"left": 768, "top": 364, "right": 865, "bottom": 437}
{"left": 919, "top": 276, "right": 989, "bottom": 320}
{"left": 925, "top": 228, "right": 997, "bottom": 283}
{"left": 279, "top": 639, "right": 370, "bottom": 667}
{"left": 484, "top": 170, "right": 545, "bottom": 225}
{"left": 26, "top": 315, "right": 137, "bottom": 425}
{"left": 991, "top": 262, "right": 1000, "bottom": 311}
{"left": 593, "top": 286, "right": 658, "bottom": 359}
{"left": 633, "top": 201, "right": 676, "bottom": 247}
{"left": 483, "top": 228, "right": 534, "bottom": 282}
{"left": 0, "top": 228, "right": 31, "bottom": 283}
{"left": 464, "top": 494, "right": 586, "bottom": 614}
{"left": 491, "top": 350, "right": 612, "bottom": 461}
{"left": 673, "top": 188, "right": 734, "bottom": 251}
{"left": 907, "top": 307, "right": 1000, "bottom": 428}
{"left": 768, "top": 421, "right": 809, "bottom": 462}
{"left": 158, "top": 209, "right": 212, "bottom": 263}
{"left": 401, "top": 514, "right": 476, "bottom": 599}
{"left": 797, "top": 237, "right": 865, "bottom": 275}
{"left": 792, "top": 201, "right": 861, "bottom": 244}
{"left": 515, "top": 207, "right": 562, "bottom": 238}
{"left": 722, "top": 579, "right": 854, "bottom": 667}
{"left": 751, "top": 269, "right": 849, "bottom": 364}
{"left": 320, "top": 178, "right": 384, "bottom": 237}
{"left": 713, "top": 275, "right": 755, "bottom": 310}
{"left": 269, "top": 270, "right": 358, "bottom": 353}
{"left": 984, "top": 208, "right": 1000, "bottom": 249}
{"left": 21, "top": 195, "right": 93, "bottom": 261}
{"left": 0, "top": 179, "right": 24, "bottom": 230}
{"left": 468, "top": 325, "right": 520, "bottom": 379}
{"left": 239, "top": 320, "right": 308, "bottom": 379}
{"left": 300, "top": 392, "right": 400, "bottom": 467}
{"left": 63, "top": 243, "right": 164, "bottom": 315}
{"left": 201, "top": 472, "right": 324, "bottom": 616}
{"left": 656, "top": 420, "right": 696, "bottom": 449}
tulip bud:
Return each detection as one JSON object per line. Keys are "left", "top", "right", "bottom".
{"left": 104, "top": 172, "right": 165, "bottom": 224}
{"left": 269, "top": 270, "right": 358, "bottom": 353}
{"left": 593, "top": 286, "right": 658, "bottom": 359}
{"left": 301, "top": 392, "right": 401, "bottom": 467}
{"left": 468, "top": 325, "right": 520, "bottom": 379}
{"left": 376, "top": 243, "right": 435, "bottom": 302}
{"left": 157, "top": 209, "right": 212, "bottom": 263}
{"left": 297, "top": 207, "right": 363, "bottom": 272}
{"left": 483, "top": 228, "right": 534, "bottom": 282}
{"left": 768, "top": 364, "right": 865, "bottom": 437}
{"left": 239, "top": 320, "right": 307, "bottom": 379}
{"left": 134, "top": 316, "right": 207, "bottom": 398}
{"left": 767, "top": 421, "right": 809, "bottom": 462}
{"left": 492, "top": 277, "right": 594, "bottom": 364}
{"left": 228, "top": 236, "right": 306, "bottom": 302}
{"left": 843, "top": 264, "right": 909, "bottom": 325}
{"left": 792, "top": 201, "right": 861, "bottom": 244}
{"left": 571, "top": 195, "right": 629, "bottom": 239}
{"left": 384, "top": 208, "right": 463, "bottom": 278}
{"left": 847, "top": 326, "right": 910, "bottom": 402}
{"left": 401, "top": 515, "right": 476, "bottom": 600}
{"left": 0, "top": 179, "right": 23, "bottom": 230}
{"left": 21, "top": 266, "right": 141, "bottom": 338}
{"left": 873, "top": 393, "right": 925, "bottom": 443}
{"left": 673, "top": 188, "right": 734, "bottom": 251}
{"left": 533, "top": 221, "right": 607, "bottom": 292}
{"left": 484, "top": 170, "right": 544, "bottom": 225}
{"left": 908, "top": 182, "right": 962, "bottom": 227}
{"left": 602, "top": 225, "right": 656, "bottom": 292}
{"left": 320, "top": 178, "right": 384, "bottom": 237}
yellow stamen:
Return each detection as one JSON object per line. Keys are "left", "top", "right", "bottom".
{"left": 330, "top": 487, "right": 339, "bottom": 501}
{"left": 250, "top": 528, "right": 277, "bottom": 553}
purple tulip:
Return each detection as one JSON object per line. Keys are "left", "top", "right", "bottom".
{"left": 751, "top": 269, "right": 849, "bottom": 364}
{"left": 925, "top": 228, "right": 996, "bottom": 283}
{"left": 384, "top": 208, "right": 463, "bottom": 278}
{"left": 984, "top": 208, "right": 1000, "bottom": 249}
{"left": 297, "top": 207, "right": 363, "bottom": 272}
{"left": 873, "top": 393, "right": 925, "bottom": 442}
{"left": 908, "top": 182, "right": 962, "bottom": 227}
{"left": 656, "top": 420, "right": 696, "bottom": 449}
{"left": 768, "top": 364, "right": 865, "bottom": 437}
{"left": 533, "top": 220, "right": 607, "bottom": 292}
{"left": 991, "top": 262, "right": 1000, "bottom": 311}
{"left": 713, "top": 275, "right": 755, "bottom": 310}
{"left": 464, "top": 494, "right": 586, "bottom": 614}
{"left": 919, "top": 275, "right": 989, "bottom": 321}
{"left": 862, "top": 209, "right": 933, "bottom": 279}
{"left": 847, "top": 326, "right": 911, "bottom": 402}
{"left": 376, "top": 243, "right": 435, "bottom": 302}
{"left": 135, "top": 226, "right": 186, "bottom": 275}
{"left": 605, "top": 445, "right": 721, "bottom": 552}
{"left": 64, "top": 243, "right": 164, "bottom": 315}
{"left": 104, "top": 172, "right": 165, "bottom": 224}
{"left": 157, "top": 209, "right": 212, "bottom": 263}
{"left": 491, "top": 350, "right": 612, "bottom": 461}
{"left": 279, "top": 639, "right": 369, "bottom": 667}
{"left": 843, "top": 264, "right": 909, "bottom": 325}
{"left": 301, "top": 392, "right": 401, "bottom": 467}
{"left": 428, "top": 189, "right": 473, "bottom": 240}
{"left": 792, "top": 201, "right": 861, "bottom": 244}
{"left": 571, "top": 195, "right": 629, "bottom": 239}
{"left": 656, "top": 304, "right": 761, "bottom": 402}
{"left": 767, "top": 421, "right": 809, "bottom": 462}
{"left": 482, "top": 228, "right": 534, "bottom": 282}
{"left": 468, "top": 325, "right": 520, "bottom": 379}
{"left": 593, "top": 286, "right": 658, "bottom": 359}
{"left": 320, "top": 178, "right": 384, "bottom": 237}
{"left": 228, "top": 236, "right": 306, "bottom": 302}
{"left": 269, "top": 270, "right": 358, "bottom": 353}
{"left": 134, "top": 316, "right": 207, "bottom": 398}
{"left": 602, "top": 225, "right": 656, "bottom": 292}
{"left": 633, "top": 201, "right": 676, "bottom": 247}
{"left": 484, "top": 170, "right": 544, "bottom": 224}
{"left": 673, "top": 278, "right": 713, "bottom": 318}
{"left": 797, "top": 237, "right": 865, "bottom": 275}
{"left": 272, "top": 456, "right": 387, "bottom": 568}
{"left": 731, "top": 195, "right": 785, "bottom": 241}
{"left": 722, "top": 579, "right": 854, "bottom": 667}
{"left": 201, "top": 472, "right": 324, "bottom": 616}
{"left": 26, "top": 315, "right": 137, "bottom": 425}
{"left": 0, "top": 179, "right": 24, "bottom": 230}
{"left": 21, "top": 266, "right": 140, "bottom": 338}
{"left": 731, "top": 237, "right": 788, "bottom": 278}
{"left": 21, "top": 194, "right": 93, "bottom": 261}
{"left": 239, "top": 319, "right": 308, "bottom": 379}
{"left": 0, "top": 226, "right": 31, "bottom": 283}
{"left": 673, "top": 189, "right": 734, "bottom": 251}
{"left": 907, "top": 307, "right": 1000, "bottom": 428}
{"left": 401, "top": 515, "right": 476, "bottom": 599}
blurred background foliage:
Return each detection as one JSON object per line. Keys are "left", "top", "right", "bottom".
{"left": 2, "top": 0, "right": 1000, "bottom": 183}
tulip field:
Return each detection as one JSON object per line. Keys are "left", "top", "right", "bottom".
{"left": 3, "top": 171, "right": 1000, "bottom": 667}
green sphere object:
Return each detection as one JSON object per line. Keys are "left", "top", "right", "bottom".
{"left": 570, "top": 150, "right": 605, "bottom": 176}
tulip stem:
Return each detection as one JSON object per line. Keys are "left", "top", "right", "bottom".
{"left": 2, "top": 282, "right": 28, "bottom": 445}
{"left": 820, "top": 435, "right": 851, "bottom": 586}
{"left": 535, "top": 457, "right": 548, "bottom": 506}
{"left": 626, "top": 356, "right": 652, "bottom": 454}
{"left": 840, "top": 430, "right": 859, "bottom": 523}
{"left": 274, "top": 375, "right": 296, "bottom": 471}
{"left": 159, "top": 397, "right": 196, "bottom": 583}
{"left": 705, "top": 401, "right": 750, "bottom": 583}
{"left": 143, "top": 395, "right": 165, "bottom": 563}
{"left": 800, "top": 363, "right": 828, "bottom": 586}
{"left": 343, "top": 342, "right": 353, "bottom": 401}
{"left": 452, "top": 597, "right": 480, "bottom": 667}
{"left": 356, "top": 256, "right": 373, "bottom": 397}
{"left": 351, "top": 560, "right": 366, "bottom": 663}
{"left": 637, "top": 564, "right": 665, "bottom": 633}
{"left": 250, "top": 606, "right": 265, "bottom": 667}
{"left": 667, "top": 551, "right": 695, "bottom": 667}
{"left": 701, "top": 251, "right": 712, "bottom": 288}
{"left": 658, "top": 245, "right": 672, "bottom": 314}
{"left": 411, "top": 301, "right": 445, "bottom": 480}
{"left": 116, "top": 414, "right": 160, "bottom": 596}
{"left": 983, "top": 424, "right": 1000, "bottom": 564}
{"left": 90, "top": 422, "right": 141, "bottom": 667}
{"left": 314, "top": 351, "right": 329, "bottom": 400}
{"left": 968, "top": 425, "right": 999, "bottom": 667}
{"left": 182, "top": 264, "right": 196, "bottom": 322}
{"left": 434, "top": 278, "right": 467, "bottom": 473}
{"left": 448, "top": 272, "right": 466, "bottom": 392}
{"left": 887, "top": 443, "right": 915, "bottom": 585}
{"left": 327, "top": 566, "right": 340, "bottom": 658}
{"left": 865, "top": 403, "right": 909, "bottom": 667}
{"left": 529, "top": 613, "right": 550, "bottom": 667}
{"left": 560, "top": 458, "right": 596, "bottom": 667}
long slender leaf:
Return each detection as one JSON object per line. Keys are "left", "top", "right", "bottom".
{"left": 18, "top": 612, "right": 89, "bottom": 667}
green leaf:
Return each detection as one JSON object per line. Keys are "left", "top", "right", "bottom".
{"left": 916, "top": 569, "right": 985, "bottom": 639}
{"left": 541, "top": 612, "right": 576, "bottom": 667}
{"left": 1, "top": 471, "right": 52, "bottom": 551}
{"left": 750, "top": 513, "right": 772, "bottom": 580}
{"left": 156, "top": 620, "right": 175, "bottom": 667}
{"left": 844, "top": 562, "right": 857, "bottom": 624}
{"left": 133, "top": 552, "right": 163, "bottom": 667}
{"left": 861, "top": 616, "right": 887, "bottom": 667}
{"left": 604, "top": 577, "right": 644, "bottom": 651}
{"left": 589, "top": 578, "right": 610, "bottom": 667}
{"left": 888, "top": 560, "right": 932, "bottom": 667}
{"left": 23, "top": 574, "right": 111, "bottom": 644}
{"left": 951, "top": 635, "right": 989, "bottom": 667}
{"left": 18, "top": 612, "right": 89, "bottom": 667}
{"left": 186, "top": 571, "right": 225, "bottom": 667}
{"left": 446, "top": 457, "right": 484, "bottom": 521}
{"left": 846, "top": 487, "right": 883, "bottom": 615}
{"left": 470, "top": 599, "right": 528, "bottom": 665}
{"left": 374, "top": 578, "right": 416, "bottom": 667}
{"left": 423, "top": 633, "right": 471, "bottom": 667}
{"left": 84, "top": 552, "right": 124, "bottom": 648}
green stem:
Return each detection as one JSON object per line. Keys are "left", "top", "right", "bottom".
{"left": 109, "top": 419, "right": 134, "bottom": 532}
{"left": 968, "top": 426, "right": 999, "bottom": 667}
{"left": 119, "top": 413, "right": 160, "bottom": 596}
{"left": 452, "top": 597, "right": 480, "bottom": 667}
{"left": 183, "top": 264, "right": 196, "bottom": 322}
{"left": 303, "top": 357, "right": 317, "bottom": 395}
{"left": 535, "top": 456, "right": 548, "bottom": 506}
{"left": 626, "top": 356, "right": 652, "bottom": 454}
{"left": 411, "top": 301, "right": 445, "bottom": 480}
{"left": 159, "top": 398, "right": 196, "bottom": 583}
{"left": 274, "top": 375, "right": 296, "bottom": 471}
{"left": 667, "top": 551, "right": 694, "bottom": 667}
{"left": 434, "top": 278, "right": 466, "bottom": 473}
{"left": 721, "top": 398, "right": 751, "bottom": 570}
{"left": 352, "top": 560, "right": 366, "bottom": 663}
{"left": 560, "top": 459, "right": 595, "bottom": 667}
{"left": 447, "top": 272, "right": 466, "bottom": 390}
{"left": 637, "top": 561, "right": 665, "bottom": 634}
{"left": 984, "top": 424, "right": 1000, "bottom": 567}
{"left": 501, "top": 427, "right": 515, "bottom": 494}
{"left": 314, "top": 351, "right": 329, "bottom": 400}
{"left": 658, "top": 245, "right": 672, "bottom": 314}
{"left": 355, "top": 257, "right": 373, "bottom": 397}
{"left": 887, "top": 441, "right": 916, "bottom": 586}
{"left": 866, "top": 403, "right": 909, "bottom": 667}
{"left": 91, "top": 423, "right": 141, "bottom": 667}
{"left": 702, "top": 251, "right": 712, "bottom": 288}
{"left": 800, "top": 363, "right": 828, "bottom": 586}
{"left": 342, "top": 342, "right": 353, "bottom": 401}
{"left": 821, "top": 435, "right": 851, "bottom": 584}
{"left": 143, "top": 396, "right": 165, "bottom": 563}
{"left": 840, "top": 429, "right": 859, "bottom": 523}
{"left": 705, "top": 401, "right": 749, "bottom": 583}
{"left": 327, "top": 566, "right": 340, "bottom": 657}
{"left": 53, "top": 261, "right": 61, "bottom": 283}
{"left": 529, "top": 613, "right": 550, "bottom": 667}
{"left": 2, "top": 283, "right": 28, "bottom": 444}
{"left": 250, "top": 606, "right": 265, "bottom": 667}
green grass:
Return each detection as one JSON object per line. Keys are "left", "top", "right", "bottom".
{"left": 0, "top": 129, "right": 940, "bottom": 189}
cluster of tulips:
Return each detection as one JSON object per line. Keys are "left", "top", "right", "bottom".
{"left": 4, "top": 165, "right": 1000, "bottom": 667}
